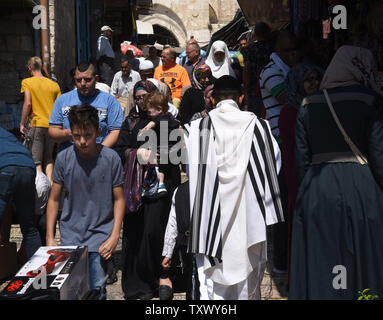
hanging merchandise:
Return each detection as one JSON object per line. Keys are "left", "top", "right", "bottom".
{"left": 328, "top": 0, "right": 341, "bottom": 6}
{"left": 323, "top": 18, "right": 332, "bottom": 39}
{"left": 283, "top": 0, "right": 290, "bottom": 12}
{"left": 290, "top": 0, "right": 330, "bottom": 37}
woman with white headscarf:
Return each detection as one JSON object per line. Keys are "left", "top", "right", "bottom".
{"left": 206, "top": 40, "right": 237, "bottom": 81}
{"left": 289, "top": 46, "right": 383, "bottom": 300}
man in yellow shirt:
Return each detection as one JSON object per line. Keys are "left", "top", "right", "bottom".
{"left": 154, "top": 48, "right": 191, "bottom": 108}
{"left": 20, "top": 57, "right": 61, "bottom": 184}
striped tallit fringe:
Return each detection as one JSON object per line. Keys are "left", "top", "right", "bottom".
{"left": 189, "top": 116, "right": 284, "bottom": 265}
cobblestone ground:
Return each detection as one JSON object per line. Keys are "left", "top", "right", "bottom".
{"left": 0, "top": 225, "right": 288, "bottom": 300}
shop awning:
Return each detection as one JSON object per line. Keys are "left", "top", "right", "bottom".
{"left": 237, "top": 0, "right": 290, "bottom": 29}
{"left": 136, "top": 20, "right": 154, "bottom": 35}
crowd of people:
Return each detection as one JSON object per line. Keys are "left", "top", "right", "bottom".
{"left": 1, "top": 19, "right": 383, "bottom": 301}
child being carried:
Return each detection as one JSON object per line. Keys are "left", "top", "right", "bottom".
{"left": 139, "top": 91, "right": 181, "bottom": 198}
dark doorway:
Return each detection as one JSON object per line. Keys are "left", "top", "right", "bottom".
{"left": 152, "top": 25, "right": 179, "bottom": 47}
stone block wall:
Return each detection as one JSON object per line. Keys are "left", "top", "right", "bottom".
{"left": 0, "top": 10, "right": 35, "bottom": 104}
{"left": 141, "top": 0, "right": 240, "bottom": 47}
{"left": 209, "top": 0, "right": 239, "bottom": 25}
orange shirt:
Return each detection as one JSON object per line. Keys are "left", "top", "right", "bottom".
{"left": 154, "top": 64, "right": 191, "bottom": 100}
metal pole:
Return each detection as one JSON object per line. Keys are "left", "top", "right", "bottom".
{"left": 40, "top": 0, "right": 50, "bottom": 77}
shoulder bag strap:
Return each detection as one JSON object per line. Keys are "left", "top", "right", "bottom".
{"left": 323, "top": 89, "right": 368, "bottom": 165}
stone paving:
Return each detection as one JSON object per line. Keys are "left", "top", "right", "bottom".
{"left": 0, "top": 224, "right": 288, "bottom": 300}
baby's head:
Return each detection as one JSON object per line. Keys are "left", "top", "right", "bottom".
{"left": 144, "top": 91, "right": 169, "bottom": 119}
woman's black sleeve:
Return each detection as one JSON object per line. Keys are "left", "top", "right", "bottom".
{"left": 179, "top": 88, "right": 195, "bottom": 125}
{"left": 295, "top": 105, "right": 312, "bottom": 185}
{"left": 114, "top": 117, "right": 134, "bottom": 163}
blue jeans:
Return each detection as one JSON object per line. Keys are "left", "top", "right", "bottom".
{"left": 0, "top": 166, "right": 41, "bottom": 258}
{"left": 89, "top": 252, "right": 107, "bottom": 300}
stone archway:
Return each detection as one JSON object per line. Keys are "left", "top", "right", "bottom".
{"left": 140, "top": 3, "right": 187, "bottom": 47}
{"left": 152, "top": 24, "right": 179, "bottom": 47}
{"left": 209, "top": 4, "right": 218, "bottom": 24}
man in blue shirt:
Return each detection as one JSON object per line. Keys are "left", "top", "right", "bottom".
{"left": 0, "top": 127, "right": 41, "bottom": 259}
{"left": 49, "top": 61, "right": 123, "bottom": 151}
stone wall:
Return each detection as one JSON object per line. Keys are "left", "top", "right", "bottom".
{"left": 140, "top": 0, "right": 239, "bottom": 47}
{"left": 0, "top": 10, "right": 35, "bottom": 104}
{"left": 209, "top": 0, "right": 239, "bottom": 25}
{"left": 0, "top": 1, "right": 76, "bottom": 103}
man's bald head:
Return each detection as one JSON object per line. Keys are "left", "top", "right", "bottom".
{"left": 186, "top": 43, "right": 200, "bottom": 64}
{"left": 161, "top": 48, "right": 177, "bottom": 67}
{"left": 187, "top": 38, "right": 198, "bottom": 46}
{"left": 187, "top": 42, "right": 200, "bottom": 52}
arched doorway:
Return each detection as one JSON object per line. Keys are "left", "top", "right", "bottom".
{"left": 209, "top": 5, "right": 218, "bottom": 24}
{"left": 139, "top": 3, "right": 188, "bottom": 47}
{"left": 153, "top": 25, "right": 180, "bottom": 47}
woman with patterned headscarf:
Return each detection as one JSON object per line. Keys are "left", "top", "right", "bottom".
{"left": 114, "top": 79, "right": 181, "bottom": 300}
{"left": 180, "top": 63, "right": 213, "bottom": 124}
{"left": 289, "top": 46, "right": 383, "bottom": 300}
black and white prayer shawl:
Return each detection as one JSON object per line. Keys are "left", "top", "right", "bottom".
{"left": 184, "top": 100, "right": 284, "bottom": 286}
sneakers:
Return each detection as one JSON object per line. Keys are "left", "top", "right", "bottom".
{"left": 141, "top": 184, "right": 168, "bottom": 199}
{"left": 157, "top": 183, "right": 168, "bottom": 194}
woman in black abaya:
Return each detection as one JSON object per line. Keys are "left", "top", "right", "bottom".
{"left": 114, "top": 80, "right": 180, "bottom": 300}
{"left": 289, "top": 46, "right": 383, "bottom": 300}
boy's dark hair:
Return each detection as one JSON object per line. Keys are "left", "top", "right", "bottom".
{"left": 68, "top": 104, "right": 99, "bottom": 131}
{"left": 212, "top": 75, "right": 243, "bottom": 103}
{"left": 76, "top": 61, "right": 97, "bottom": 76}
{"left": 144, "top": 91, "right": 169, "bottom": 113}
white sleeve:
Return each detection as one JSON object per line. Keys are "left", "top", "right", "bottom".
{"left": 266, "top": 119, "right": 282, "bottom": 174}
{"left": 97, "top": 37, "right": 107, "bottom": 59}
{"left": 162, "top": 189, "right": 179, "bottom": 258}
{"left": 35, "top": 170, "right": 52, "bottom": 216}
{"left": 111, "top": 73, "right": 119, "bottom": 96}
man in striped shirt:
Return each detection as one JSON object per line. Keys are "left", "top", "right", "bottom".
{"left": 259, "top": 31, "right": 300, "bottom": 274}
{"left": 259, "top": 31, "right": 300, "bottom": 143}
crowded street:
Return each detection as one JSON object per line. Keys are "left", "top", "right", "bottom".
{"left": 0, "top": 0, "right": 383, "bottom": 306}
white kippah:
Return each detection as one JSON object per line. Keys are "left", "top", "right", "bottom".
{"left": 139, "top": 60, "right": 154, "bottom": 71}
{"left": 147, "top": 78, "right": 161, "bottom": 90}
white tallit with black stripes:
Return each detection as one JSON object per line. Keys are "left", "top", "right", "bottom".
{"left": 184, "top": 99, "right": 283, "bottom": 287}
